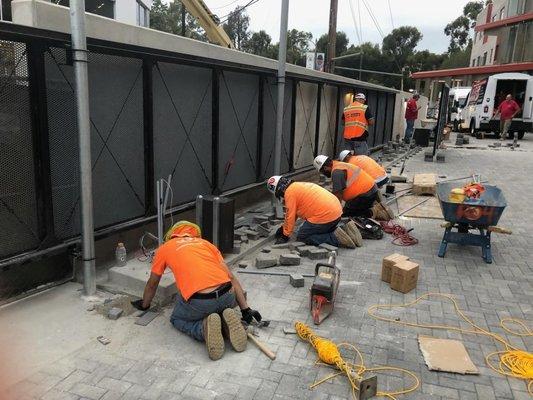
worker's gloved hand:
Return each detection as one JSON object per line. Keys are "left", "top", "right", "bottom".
{"left": 274, "top": 227, "right": 289, "bottom": 244}
{"left": 131, "top": 299, "right": 149, "bottom": 311}
{"left": 241, "top": 307, "right": 262, "bottom": 324}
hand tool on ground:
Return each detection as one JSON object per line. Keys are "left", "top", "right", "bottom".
{"left": 437, "top": 182, "right": 509, "bottom": 263}
{"left": 245, "top": 325, "right": 276, "bottom": 360}
{"left": 310, "top": 251, "right": 340, "bottom": 325}
{"left": 397, "top": 197, "right": 432, "bottom": 217}
{"left": 237, "top": 270, "right": 314, "bottom": 278}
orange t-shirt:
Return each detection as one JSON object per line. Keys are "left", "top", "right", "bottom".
{"left": 151, "top": 237, "right": 230, "bottom": 301}
{"left": 347, "top": 155, "right": 386, "bottom": 180}
{"left": 283, "top": 182, "right": 343, "bottom": 236}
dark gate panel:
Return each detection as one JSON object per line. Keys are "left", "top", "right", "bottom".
{"left": 218, "top": 71, "right": 259, "bottom": 191}
{"left": 260, "top": 76, "right": 292, "bottom": 179}
{"left": 45, "top": 48, "right": 145, "bottom": 239}
{"left": 153, "top": 62, "right": 212, "bottom": 205}
{"left": 366, "top": 90, "right": 378, "bottom": 147}
{"left": 384, "top": 93, "right": 395, "bottom": 143}
{"left": 0, "top": 41, "right": 39, "bottom": 258}
{"left": 374, "top": 92, "right": 387, "bottom": 146}
{"left": 293, "top": 81, "right": 318, "bottom": 169}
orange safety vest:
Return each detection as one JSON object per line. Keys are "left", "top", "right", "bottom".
{"left": 347, "top": 155, "right": 387, "bottom": 181}
{"left": 343, "top": 101, "right": 368, "bottom": 139}
{"left": 332, "top": 160, "right": 376, "bottom": 201}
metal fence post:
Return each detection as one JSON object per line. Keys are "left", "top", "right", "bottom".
{"left": 212, "top": 68, "right": 220, "bottom": 194}
{"left": 70, "top": 0, "right": 96, "bottom": 296}
{"left": 256, "top": 76, "right": 264, "bottom": 181}
{"left": 143, "top": 57, "right": 155, "bottom": 215}
{"left": 314, "top": 84, "right": 322, "bottom": 157}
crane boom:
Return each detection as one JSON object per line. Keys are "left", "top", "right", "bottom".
{"left": 181, "top": 0, "right": 235, "bottom": 49}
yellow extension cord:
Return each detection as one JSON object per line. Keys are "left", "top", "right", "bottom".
{"left": 367, "top": 293, "right": 533, "bottom": 397}
{"left": 295, "top": 321, "right": 420, "bottom": 399}
{"left": 295, "top": 293, "right": 532, "bottom": 399}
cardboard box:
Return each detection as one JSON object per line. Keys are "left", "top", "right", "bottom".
{"left": 390, "top": 260, "right": 419, "bottom": 293}
{"left": 412, "top": 173, "right": 437, "bottom": 196}
{"left": 381, "top": 253, "right": 409, "bottom": 283}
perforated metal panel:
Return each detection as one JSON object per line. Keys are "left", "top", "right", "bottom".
{"left": 153, "top": 62, "right": 212, "bottom": 205}
{"left": 0, "top": 40, "right": 39, "bottom": 258}
{"left": 384, "top": 93, "right": 395, "bottom": 142}
{"left": 45, "top": 48, "right": 145, "bottom": 238}
{"left": 374, "top": 92, "right": 388, "bottom": 146}
{"left": 260, "top": 76, "right": 292, "bottom": 179}
{"left": 293, "top": 82, "right": 318, "bottom": 169}
{"left": 317, "top": 85, "right": 337, "bottom": 157}
{"left": 366, "top": 90, "right": 378, "bottom": 147}
{"left": 218, "top": 71, "right": 259, "bottom": 191}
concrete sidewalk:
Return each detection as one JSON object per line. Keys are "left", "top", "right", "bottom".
{"left": 1, "top": 133, "right": 532, "bottom": 400}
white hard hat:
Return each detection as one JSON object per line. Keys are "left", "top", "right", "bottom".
{"left": 267, "top": 175, "right": 282, "bottom": 195}
{"left": 339, "top": 150, "right": 353, "bottom": 161}
{"left": 313, "top": 155, "right": 329, "bottom": 172}
{"left": 354, "top": 93, "right": 366, "bottom": 101}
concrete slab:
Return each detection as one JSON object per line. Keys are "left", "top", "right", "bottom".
{"left": 107, "top": 260, "right": 177, "bottom": 305}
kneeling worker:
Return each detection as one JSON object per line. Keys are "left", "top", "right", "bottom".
{"left": 314, "top": 155, "right": 378, "bottom": 218}
{"left": 132, "top": 221, "right": 262, "bottom": 361}
{"left": 339, "top": 150, "right": 388, "bottom": 188}
{"left": 267, "top": 176, "right": 362, "bottom": 248}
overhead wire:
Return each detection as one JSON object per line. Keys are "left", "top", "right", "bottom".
{"left": 368, "top": 293, "right": 533, "bottom": 396}
{"left": 387, "top": 0, "right": 395, "bottom": 30}
{"left": 348, "top": 0, "right": 362, "bottom": 46}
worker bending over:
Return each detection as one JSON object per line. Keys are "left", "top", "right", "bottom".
{"left": 132, "top": 221, "right": 261, "bottom": 361}
{"left": 314, "top": 155, "right": 378, "bottom": 218}
{"left": 339, "top": 150, "right": 388, "bottom": 188}
{"left": 267, "top": 176, "right": 362, "bottom": 248}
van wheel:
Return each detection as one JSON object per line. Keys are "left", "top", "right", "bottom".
{"left": 469, "top": 120, "right": 476, "bottom": 135}
{"left": 518, "top": 131, "right": 525, "bottom": 140}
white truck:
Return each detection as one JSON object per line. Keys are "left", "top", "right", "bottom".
{"left": 460, "top": 72, "right": 533, "bottom": 139}
{"left": 448, "top": 86, "right": 471, "bottom": 131}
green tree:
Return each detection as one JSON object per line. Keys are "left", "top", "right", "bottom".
{"left": 382, "top": 26, "right": 423, "bottom": 68}
{"left": 149, "top": 0, "right": 205, "bottom": 40}
{"left": 243, "top": 30, "right": 273, "bottom": 58}
{"left": 440, "top": 43, "right": 473, "bottom": 69}
{"left": 315, "top": 31, "right": 349, "bottom": 57}
{"left": 222, "top": 6, "right": 250, "bottom": 50}
{"left": 463, "top": 1, "right": 484, "bottom": 26}
{"left": 285, "top": 29, "right": 313, "bottom": 65}
{"left": 444, "top": 16, "right": 471, "bottom": 52}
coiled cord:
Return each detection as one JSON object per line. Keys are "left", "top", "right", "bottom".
{"left": 380, "top": 221, "right": 419, "bottom": 246}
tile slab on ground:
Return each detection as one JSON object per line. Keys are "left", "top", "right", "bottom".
{"left": 1, "top": 134, "right": 533, "bottom": 400}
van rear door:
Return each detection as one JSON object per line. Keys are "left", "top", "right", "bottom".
{"left": 523, "top": 77, "right": 533, "bottom": 121}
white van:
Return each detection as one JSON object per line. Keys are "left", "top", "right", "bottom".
{"left": 460, "top": 72, "right": 533, "bottom": 139}
{"left": 448, "top": 86, "right": 471, "bottom": 131}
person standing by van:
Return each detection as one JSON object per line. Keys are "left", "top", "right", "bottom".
{"left": 404, "top": 93, "right": 420, "bottom": 143}
{"left": 494, "top": 94, "right": 521, "bottom": 140}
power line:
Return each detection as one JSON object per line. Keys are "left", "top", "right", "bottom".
{"left": 357, "top": 0, "right": 363, "bottom": 44}
{"left": 218, "top": 0, "right": 259, "bottom": 24}
{"left": 387, "top": 0, "right": 395, "bottom": 30}
{"left": 210, "top": 0, "right": 241, "bottom": 10}
{"left": 348, "top": 0, "right": 362, "bottom": 45}
{"left": 361, "top": 0, "right": 385, "bottom": 39}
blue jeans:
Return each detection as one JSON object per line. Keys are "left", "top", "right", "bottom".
{"left": 405, "top": 119, "right": 415, "bottom": 143}
{"left": 296, "top": 218, "right": 340, "bottom": 247}
{"left": 344, "top": 138, "right": 369, "bottom": 155}
{"left": 170, "top": 290, "right": 236, "bottom": 341}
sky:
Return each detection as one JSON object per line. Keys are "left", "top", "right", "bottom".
{"left": 204, "top": 0, "right": 472, "bottom": 54}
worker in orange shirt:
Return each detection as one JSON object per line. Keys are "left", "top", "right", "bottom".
{"left": 338, "top": 150, "right": 388, "bottom": 188}
{"left": 314, "top": 155, "right": 378, "bottom": 218}
{"left": 131, "top": 221, "right": 261, "bottom": 361}
{"left": 267, "top": 176, "right": 363, "bottom": 248}
{"left": 342, "top": 92, "right": 375, "bottom": 155}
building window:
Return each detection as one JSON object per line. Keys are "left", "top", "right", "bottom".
{"left": 506, "top": 26, "right": 518, "bottom": 62}
{"left": 472, "top": 58, "right": 476, "bottom": 67}
{"left": 477, "top": 56, "right": 481, "bottom": 66}
{"left": 499, "top": 7, "right": 505, "bottom": 20}
{"left": 489, "top": 48, "right": 494, "bottom": 63}
{"left": 136, "top": 1, "right": 149, "bottom": 27}
{"left": 482, "top": 52, "right": 487, "bottom": 65}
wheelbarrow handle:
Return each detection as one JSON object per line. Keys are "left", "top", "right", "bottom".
{"left": 315, "top": 262, "right": 336, "bottom": 276}
{"left": 488, "top": 226, "right": 512, "bottom": 235}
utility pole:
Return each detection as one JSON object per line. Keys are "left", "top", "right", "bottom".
{"left": 273, "top": 0, "right": 289, "bottom": 218}
{"left": 69, "top": 0, "right": 96, "bottom": 297}
{"left": 326, "top": 0, "right": 338, "bottom": 73}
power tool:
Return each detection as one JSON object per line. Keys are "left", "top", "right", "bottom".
{"left": 310, "top": 252, "right": 340, "bottom": 325}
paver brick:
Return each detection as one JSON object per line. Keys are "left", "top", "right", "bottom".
{"left": 256, "top": 254, "right": 278, "bottom": 269}
{"left": 308, "top": 248, "right": 328, "bottom": 260}
{"left": 289, "top": 274, "right": 304, "bottom": 288}
{"left": 279, "top": 254, "right": 301, "bottom": 266}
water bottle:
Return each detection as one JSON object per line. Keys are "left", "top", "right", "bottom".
{"left": 115, "top": 242, "right": 127, "bottom": 267}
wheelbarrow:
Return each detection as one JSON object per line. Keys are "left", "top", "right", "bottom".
{"left": 436, "top": 182, "right": 511, "bottom": 264}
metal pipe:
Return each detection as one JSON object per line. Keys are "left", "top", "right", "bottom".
{"left": 156, "top": 180, "right": 162, "bottom": 245}
{"left": 212, "top": 196, "right": 220, "bottom": 246}
{"left": 334, "top": 66, "right": 403, "bottom": 77}
{"left": 70, "top": 0, "right": 95, "bottom": 296}
{"left": 273, "top": 0, "right": 289, "bottom": 218}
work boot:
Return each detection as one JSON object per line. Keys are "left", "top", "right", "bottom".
{"left": 221, "top": 308, "right": 247, "bottom": 352}
{"left": 203, "top": 313, "right": 225, "bottom": 360}
{"left": 333, "top": 227, "right": 356, "bottom": 248}
{"left": 343, "top": 220, "right": 363, "bottom": 247}
{"left": 371, "top": 202, "right": 394, "bottom": 221}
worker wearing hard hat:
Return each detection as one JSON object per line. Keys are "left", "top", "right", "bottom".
{"left": 314, "top": 155, "right": 378, "bottom": 218}
{"left": 267, "top": 176, "right": 363, "bottom": 248}
{"left": 339, "top": 150, "right": 388, "bottom": 188}
{"left": 131, "top": 221, "right": 262, "bottom": 361}
{"left": 342, "top": 92, "right": 375, "bottom": 156}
